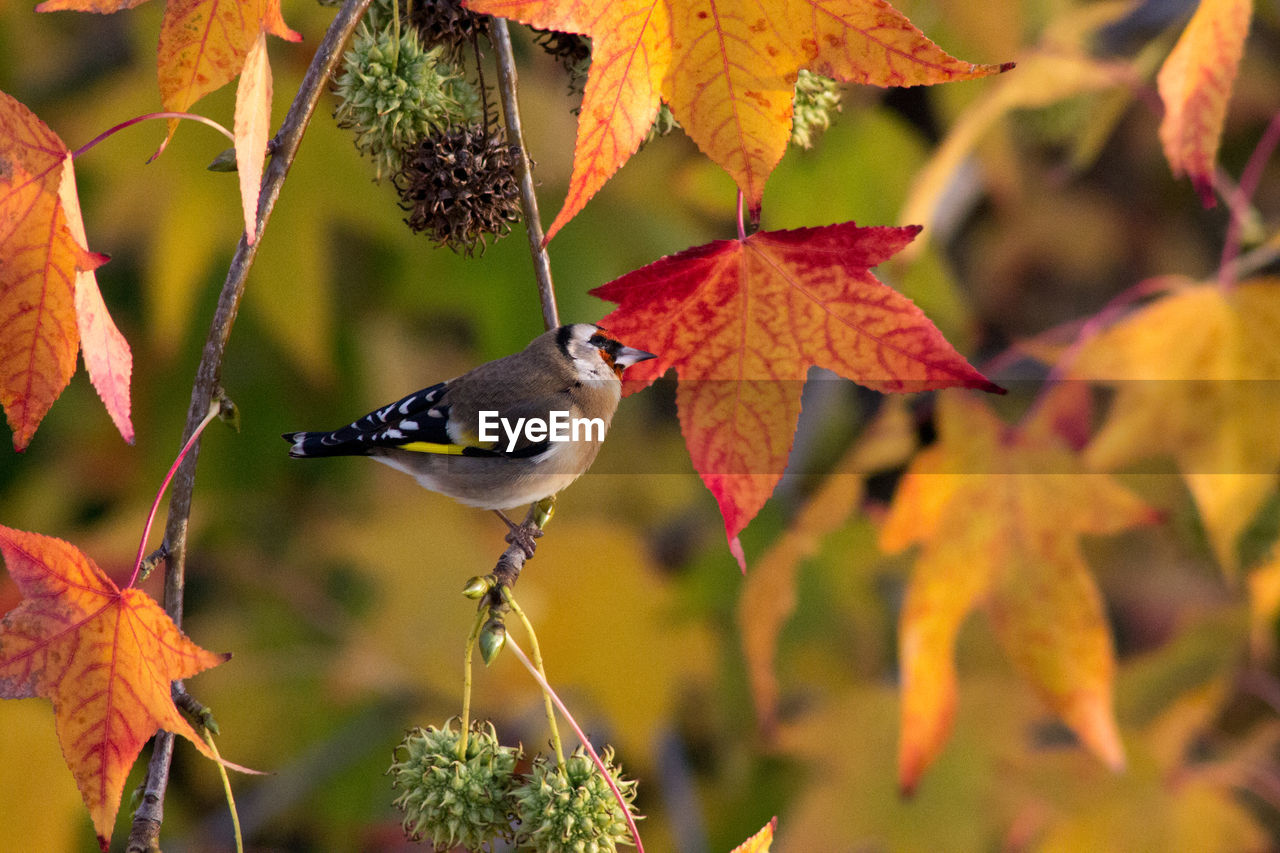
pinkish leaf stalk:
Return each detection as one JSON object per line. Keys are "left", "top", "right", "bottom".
{"left": 507, "top": 637, "right": 645, "bottom": 853}
{"left": 1219, "top": 109, "right": 1280, "bottom": 291}
{"left": 128, "top": 402, "right": 221, "bottom": 590}
{"left": 71, "top": 112, "right": 234, "bottom": 161}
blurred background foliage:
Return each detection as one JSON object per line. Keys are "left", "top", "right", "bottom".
{"left": 2, "top": 0, "right": 1280, "bottom": 849}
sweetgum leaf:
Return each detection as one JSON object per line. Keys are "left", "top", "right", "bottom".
{"left": 0, "top": 527, "right": 228, "bottom": 850}
{"left": 1156, "top": 0, "right": 1251, "bottom": 207}
{"left": 0, "top": 92, "right": 125, "bottom": 449}
{"left": 1071, "top": 278, "right": 1280, "bottom": 576}
{"left": 592, "top": 222, "right": 999, "bottom": 567}
{"left": 157, "top": 0, "right": 300, "bottom": 144}
{"left": 466, "top": 0, "right": 1011, "bottom": 240}
{"left": 880, "top": 390, "right": 1157, "bottom": 792}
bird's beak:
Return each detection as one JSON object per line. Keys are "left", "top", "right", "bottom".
{"left": 613, "top": 345, "right": 657, "bottom": 369}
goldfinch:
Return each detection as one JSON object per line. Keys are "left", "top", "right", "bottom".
{"left": 284, "top": 324, "right": 656, "bottom": 528}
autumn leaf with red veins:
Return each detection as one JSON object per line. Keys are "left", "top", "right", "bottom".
{"left": 466, "top": 0, "right": 1012, "bottom": 241}
{"left": 1157, "top": 0, "right": 1252, "bottom": 207}
{"left": 0, "top": 526, "right": 228, "bottom": 850}
{"left": 153, "top": 0, "right": 300, "bottom": 146}
{"left": 592, "top": 222, "right": 1000, "bottom": 568}
{"left": 880, "top": 389, "right": 1159, "bottom": 793}
{"left": 0, "top": 91, "right": 130, "bottom": 449}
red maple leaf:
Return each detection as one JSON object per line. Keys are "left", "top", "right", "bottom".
{"left": 592, "top": 222, "right": 1000, "bottom": 567}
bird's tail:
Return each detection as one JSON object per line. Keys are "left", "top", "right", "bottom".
{"left": 283, "top": 431, "right": 368, "bottom": 458}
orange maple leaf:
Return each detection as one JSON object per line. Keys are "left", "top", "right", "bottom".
{"left": 467, "top": 0, "right": 1011, "bottom": 241}
{"left": 235, "top": 26, "right": 274, "bottom": 244}
{"left": 157, "top": 0, "right": 300, "bottom": 143}
{"left": 879, "top": 388, "right": 1157, "bottom": 793}
{"left": 0, "top": 526, "right": 228, "bottom": 850}
{"left": 1071, "top": 277, "right": 1280, "bottom": 576}
{"left": 1156, "top": 0, "right": 1252, "bottom": 207}
{"left": 592, "top": 222, "right": 999, "bottom": 568}
{"left": 0, "top": 91, "right": 127, "bottom": 450}
{"left": 57, "top": 153, "right": 135, "bottom": 443}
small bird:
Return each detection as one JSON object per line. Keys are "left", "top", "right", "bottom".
{"left": 284, "top": 323, "right": 656, "bottom": 549}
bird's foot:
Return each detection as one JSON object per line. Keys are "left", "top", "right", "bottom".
{"left": 494, "top": 510, "right": 543, "bottom": 559}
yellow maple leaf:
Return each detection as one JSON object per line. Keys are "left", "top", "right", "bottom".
{"left": 1072, "top": 278, "right": 1280, "bottom": 575}
{"left": 468, "top": 0, "right": 1010, "bottom": 240}
{"left": 880, "top": 389, "right": 1157, "bottom": 792}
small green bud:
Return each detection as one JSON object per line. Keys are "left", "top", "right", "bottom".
{"left": 479, "top": 619, "right": 507, "bottom": 665}
{"left": 463, "top": 575, "right": 493, "bottom": 599}
{"left": 206, "top": 147, "right": 238, "bottom": 172}
{"left": 532, "top": 496, "right": 556, "bottom": 529}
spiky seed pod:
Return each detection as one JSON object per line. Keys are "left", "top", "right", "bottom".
{"left": 389, "top": 721, "right": 521, "bottom": 849}
{"left": 643, "top": 101, "right": 680, "bottom": 146}
{"left": 790, "top": 70, "right": 841, "bottom": 149}
{"left": 409, "top": 0, "right": 490, "bottom": 60}
{"left": 533, "top": 29, "right": 592, "bottom": 93}
{"left": 394, "top": 124, "right": 523, "bottom": 255}
{"left": 332, "top": 22, "right": 481, "bottom": 181}
{"left": 512, "top": 747, "right": 639, "bottom": 852}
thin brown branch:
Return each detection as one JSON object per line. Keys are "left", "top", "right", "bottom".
{"left": 465, "top": 17, "right": 560, "bottom": 593}
{"left": 125, "top": 0, "right": 374, "bottom": 849}
{"left": 490, "top": 17, "right": 559, "bottom": 331}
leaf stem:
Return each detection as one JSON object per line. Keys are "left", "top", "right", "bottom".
{"left": 125, "top": 0, "right": 375, "bottom": 849}
{"left": 736, "top": 190, "right": 747, "bottom": 241}
{"left": 127, "top": 400, "right": 222, "bottom": 589}
{"left": 503, "top": 588, "right": 564, "bottom": 765}
{"left": 200, "top": 728, "right": 244, "bottom": 853}
{"left": 1219, "top": 109, "right": 1280, "bottom": 291}
{"left": 507, "top": 637, "right": 644, "bottom": 853}
{"left": 490, "top": 16, "right": 558, "bottom": 329}
{"left": 71, "top": 112, "right": 234, "bottom": 160}
{"left": 459, "top": 605, "right": 488, "bottom": 760}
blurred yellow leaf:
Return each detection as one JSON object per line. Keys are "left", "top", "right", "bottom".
{"left": 1072, "top": 278, "right": 1280, "bottom": 575}
{"left": 0, "top": 701, "right": 86, "bottom": 851}
{"left": 1247, "top": 550, "right": 1280, "bottom": 659}
{"left": 901, "top": 35, "right": 1134, "bottom": 258}
{"left": 881, "top": 390, "right": 1157, "bottom": 791}
{"left": 739, "top": 398, "right": 915, "bottom": 735}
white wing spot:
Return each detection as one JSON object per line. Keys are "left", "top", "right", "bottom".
{"left": 400, "top": 420, "right": 419, "bottom": 430}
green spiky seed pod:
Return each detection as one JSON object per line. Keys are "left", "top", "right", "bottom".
{"left": 512, "top": 747, "right": 639, "bottom": 852}
{"left": 395, "top": 124, "right": 523, "bottom": 255}
{"left": 332, "top": 22, "right": 481, "bottom": 181}
{"left": 790, "top": 69, "right": 841, "bottom": 149}
{"left": 643, "top": 101, "right": 680, "bottom": 146}
{"left": 390, "top": 721, "right": 521, "bottom": 849}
